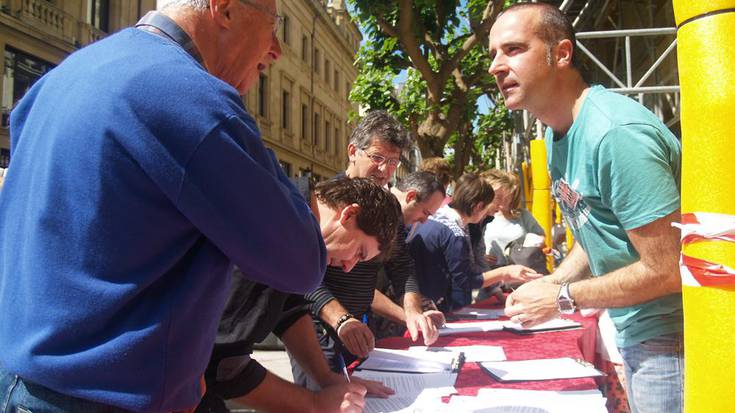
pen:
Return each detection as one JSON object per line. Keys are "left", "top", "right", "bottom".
{"left": 336, "top": 353, "right": 351, "bottom": 383}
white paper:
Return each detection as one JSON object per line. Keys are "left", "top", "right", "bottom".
{"left": 447, "top": 388, "right": 607, "bottom": 413}
{"left": 452, "top": 307, "right": 505, "bottom": 320}
{"left": 409, "top": 345, "right": 506, "bottom": 362}
{"left": 502, "top": 318, "right": 581, "bottom": 333}
{"left": 359, "top": 348, "right": 458, "bottom": 373}
{"left": 438, "top": 320, "right": 505, "bottom": 336}
{"left": 480, "top": 357, "right": 604, "bottom": 381}
{"left": 352, "top": 370, "right": 457, "bottom": 398}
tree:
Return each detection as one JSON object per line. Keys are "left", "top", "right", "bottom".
{"left": 348, "top": 0, "right": 515, "bottom": 175}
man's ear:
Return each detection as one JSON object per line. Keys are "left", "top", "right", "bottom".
{"left": 405, "top": 189, "right": 418, "bottom": 204}
{"left": 339, "top": 203, "right": 361, "bottom": 225}
{"left": 210, "top": 0, "right": 234, "bottom": 28}
{"left": 556, "top": 39, "right": 574, "bottom": 68}
{"left": 347, "top": 143, "right": 358, "bottom": 162}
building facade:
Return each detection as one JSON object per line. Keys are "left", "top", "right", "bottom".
{"left": 0, "top": 0, "right": 361, "bottom": 177}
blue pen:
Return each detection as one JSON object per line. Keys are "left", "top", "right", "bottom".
{"left": 337, "top": 353, "right": 351, "bottom": 383}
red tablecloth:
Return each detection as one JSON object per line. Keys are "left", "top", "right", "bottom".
{"left": 375, "top": 299, "right": 600, "bottom": 397}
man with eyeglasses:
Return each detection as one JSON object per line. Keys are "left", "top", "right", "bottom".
{"left": 293, "top": 111, "right": 446, "bottom": 391}
{"left": 0, "top": 0, "right": 326, "bottom": 412}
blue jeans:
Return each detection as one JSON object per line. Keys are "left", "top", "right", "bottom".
{"left": 619, "top": 333, "right": 684, "bottom": 413}
{"left": 0, "top": 368, "right": 131, "bottom": 413}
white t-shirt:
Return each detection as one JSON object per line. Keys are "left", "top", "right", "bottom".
{"left": 483, "top": 209, "right": 544, "bottom": 266}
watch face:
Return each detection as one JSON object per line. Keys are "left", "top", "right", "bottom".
{"left": 558, "top": 299, "right": 575, "bottom": 314}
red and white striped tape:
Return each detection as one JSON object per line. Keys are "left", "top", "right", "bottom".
{"left": 673, "top": 212, "right": 735, "bottom": 287}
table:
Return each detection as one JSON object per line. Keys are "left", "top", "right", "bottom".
{"left": 371, "top": 298, "right": 629, "bottom": 411}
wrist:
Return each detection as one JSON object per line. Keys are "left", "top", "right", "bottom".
{"left": 557, "top": 282, "right": 577, "bottom": 314}
{"left": 334, "top": 313, "right": 356, "bottom": 334}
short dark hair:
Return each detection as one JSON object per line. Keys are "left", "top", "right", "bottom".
{"left": 349, "top": 110, "right": 412, "bottom": 152}
{"left": 396, "top": 171, "right": 445, "bottom": 202}
{"left": 419, "top": 157, "right": 452, "bottom": 188}
{"left": 501, "top": 2, "right": 581, "bottom": 71}
{"left": 315, "top": 176, "right": 401, "bottom": 257}
{"left": 449, "top": 173, "right": 495, "bottom": 217}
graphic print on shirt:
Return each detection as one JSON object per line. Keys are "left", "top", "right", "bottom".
{"left": 552, "top": 177, "right": 590, "bottom": 231}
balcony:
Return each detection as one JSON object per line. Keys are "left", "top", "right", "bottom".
{"left": 1, "top": 0, "right": 106, "bottom": 48}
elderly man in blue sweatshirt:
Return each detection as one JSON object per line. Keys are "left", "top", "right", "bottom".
{"left": 0, "top": 0, "right": 326, "bottom": 412}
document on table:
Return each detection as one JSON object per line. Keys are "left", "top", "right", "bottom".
{"left": 479, "top": 357, "right": 604, "bottom": 382}
{"left": 438, "top": 318, "right": 580, "bottom": 336}
{"left": 408, "top": 345, "right": 506, "bottom": 362}
{"left": 446, "top": 388, "right": 608, "bottom": 412}
{"left": 451, "top": 307, "right": 505, "bottom": 320}
{"left": 438, "top": 320, "right": 505, "bottom": 336}
{"left": 353, "top": 370, "right": 458, "bottom": 413}
{"left": 352, "top": 370, "right": 457, "bottom": 397}
{"left": 358, "top": 348, "right": 460, "bottom": 373}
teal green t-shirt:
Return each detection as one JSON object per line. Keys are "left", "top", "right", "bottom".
{"left": 545, "top": 85, "right": 683, "bottom": 348}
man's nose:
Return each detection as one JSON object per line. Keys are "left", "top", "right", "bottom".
{"left": 270, "top": 33, "right": 282, "bottom": 61}
{"left": 489, "top": 53, "right": 505, "bottom": 77}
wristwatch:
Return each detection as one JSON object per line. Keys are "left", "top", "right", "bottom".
{"left": 557, "top": 283, "right": 576, "bottom": 314}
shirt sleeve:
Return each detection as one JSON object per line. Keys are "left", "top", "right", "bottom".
{"left": 273, "top": 295, "right": 310, "bottom": 337}
{"left": 176, "top": 114, "right": 327, "bottom": 294}
{"left": 595, "top": 124, "right": 681, "bottom": 231}
{"left": 385, "top": 225, "right": 420, "bottom": 297}
{"left": 443, "top": 233, "right": 484, "bottom": 308}
{"left": 305, "top": 280, "right": 337, "bottom": 320}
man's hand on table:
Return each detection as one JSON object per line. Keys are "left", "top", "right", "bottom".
{"left": 313, "top": 382, "right": 367, "bottom": 413}
{"left": 504, "top": 278, "right": 561, "bottom": 327}
{"left": 351, "top": 376, "right": 394, "bottom": 398}
{"left": 338, "top": 319, "right": 375, "bottom": 358}
{"left": 405, "top": 310, "right": 442, "bottom": 345}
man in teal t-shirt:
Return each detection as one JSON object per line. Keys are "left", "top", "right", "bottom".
{"left": 488, "top": 4, "right": 683, "bottom": 413}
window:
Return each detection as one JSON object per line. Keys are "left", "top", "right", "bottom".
{"left": 334, "top": 125, "right": 340, "bottom": 155}
{"left": 279, "top": 160, "right": 292, "bottom": 177}
{"left": 281, "top": 15, "right": 290, "bottom": 45}
{"left": 281, "top": 90, "right": 291, "bottom": 130}
{"left": 258, "top": 74, "right": 267, "bottom": 118}
{"left": 314, "top": 48, "right": 320, "bottom": 74}
{"left": 345, "top": 82, "right": 350, "bottom": 100}
{"left": 325, "top": 120, "right": 331, "bottom": 153}
{"left": 301, "top": 103, "right": 309, "bottom": 141}
{"left": 313, "top": 112, "right": 320, "bottom": 146}
{"left": 88, "top": 0, "right": 110, "bottom": 32}
{"left": 334, "top": 70, "right": 340, "bottom": 92}
{"left": 324, "top": 59, "right": 331, "bottom": 84}
{"left": 301, "top": 35, "right": 308, "bottom": 62}
{"left": 0, "top": 149, "right": 9, "bottom": 168}
{"left": 2, "top": 47, "right": 54, "bottom": 119}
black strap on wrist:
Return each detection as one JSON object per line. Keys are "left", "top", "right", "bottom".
{"left": 334, "top": 313, "right": 355, "bottom": 332}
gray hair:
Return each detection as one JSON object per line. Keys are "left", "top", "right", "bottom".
{"left": 349, "top": 110, "right": 411, "bottom": 152}
{"left": 396, "top": 171, "right": 445, "bottom": 203}
{"left": 157, "top": 0, "right": 209, "bottom": 11}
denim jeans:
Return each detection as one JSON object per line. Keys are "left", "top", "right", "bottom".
{"left": 0, "top": 368, "right": 131, "bottom": 413}
{"left": 619, "top": 333, "right": 684, "bottom": 413}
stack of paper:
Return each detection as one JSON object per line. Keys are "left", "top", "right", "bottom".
{"left": 408, "top": 345, "right": 506, "bottom": 362}
{"left": 352, "top": 370, "right": 458, "bottom": 413}
{"left": 479, "top": 357, "right": 604, "bottom": 382}
{"left": 438, "top": 318, "right": 581, "bottom": 337}
{"left": 358, "top": 348, "right": 461, "bottom": 373}
{"left": 451, "top": 307, "right": 505, "bottom": 320}
{"left": 447, "top": 388, "right": 607, "bottom": 412}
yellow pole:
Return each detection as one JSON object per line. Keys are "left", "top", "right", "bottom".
{"left": 521, "top": 161, "right": 532, "bottom": 211}
{"left": 530, "top": 140, "right": 552, "bottom": 271}
{"left": 674, "top": 2, "right": 735, "bottom": 412}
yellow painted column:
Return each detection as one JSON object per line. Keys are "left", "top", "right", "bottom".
{"left": 674, "top": 2, "right": 735, "bottom": 412}
{"left": 529, "top": 140, "right": 552, "bottom": 252}
{"left": 521, "top": 161, "right": 532, "bottom": 211}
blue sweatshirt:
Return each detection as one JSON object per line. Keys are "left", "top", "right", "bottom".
{"left": 0, "top": 27, "right": 325, "bottom": 412}
{"left": 409, "top": 206, "right": 484, "bottom": 311}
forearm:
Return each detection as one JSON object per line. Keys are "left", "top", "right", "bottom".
{"left": 480, "top": 268, "right": 507, "bottom": 288}
{"left": 371, "top": 289, "right": 406, "bottom": 323}
{"left": 570, "top": 259, "right": 681, "bottom": 309}
{"left": 232, "top": 371, "right": 317, "bottom": 413}
{"left": 281, "top": 315, "right": 337, "bottom": 387}
{"left": 402, "top": 292, "right": 424, "bottom": 317}
{"left": 546, "top": 242, "right": 591, "bottom": 284}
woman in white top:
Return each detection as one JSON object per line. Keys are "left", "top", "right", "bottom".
{"left": 481, "top": 170, "right": 545, "bottom": 268}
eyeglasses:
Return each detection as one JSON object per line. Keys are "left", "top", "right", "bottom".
{"left": 358, "top": 149, "right": 401, "bottom": 168}
{"left": 238, "top": 0, "right": 282, "bottom": 34}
